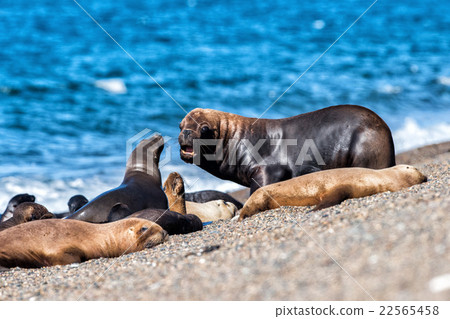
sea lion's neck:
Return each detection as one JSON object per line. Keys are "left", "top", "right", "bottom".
{"left": 168, "top": 192, "right": 187, "bottom": 215}
{"left": 124, "top": 169, "right": 161, "bottom": 185}
{"left": 220, "top": 114, "right": 269, "bottom": 141}
{"left": 99, "top": 223, "right": 133, "bottom": 257}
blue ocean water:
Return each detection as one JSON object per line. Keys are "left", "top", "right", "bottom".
{"left": 0, "top": 0, "right": 449, "bottom": 212}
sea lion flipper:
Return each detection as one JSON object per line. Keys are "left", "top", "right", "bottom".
{"left": 313, "top": 185, "right": 353, "bottom": 211}
{"left": 107, "top": 203, "right": 132, "bottom": 222}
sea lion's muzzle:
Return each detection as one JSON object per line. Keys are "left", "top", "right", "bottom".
{"left": 179, "top": 130, "right": 197, "bottom": 161}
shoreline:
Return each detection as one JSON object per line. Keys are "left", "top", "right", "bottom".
{"left": 0, "top": 140, "right": 449, "bottom": 300}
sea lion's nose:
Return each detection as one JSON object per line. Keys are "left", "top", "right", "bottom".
{"left": 183, "top": 129, "right": 193, "bottom": 139}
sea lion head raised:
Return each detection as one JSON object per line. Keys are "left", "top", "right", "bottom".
{"left": 163, "top": 172, "right": 187, "bottom": 215}
{"left": 178, "top": 108, "right": 223, "bottom": 163}
{"left": 67, "top": 195, "right": 89, "bottom": 214}
{"left": 163, "top": 172, "right": 185, "bottom": 198}
{"left": 122, "top": 218, "right": 169, "bottom": 249}
{"left": 126, "top": 133, "right": 165, "bottom": 177}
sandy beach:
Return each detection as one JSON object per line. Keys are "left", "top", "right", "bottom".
{"left": 0, "top": 141, "right": 448, "bottom": 301}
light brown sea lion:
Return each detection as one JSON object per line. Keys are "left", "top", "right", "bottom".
{"left": 179, "top": 105, "right": 396, "bottom": 194}
{"left": 185, "top": 191, "right": 243, "bottom": 209}
{"left": 0, "top": 203, "right": 54, "bottom": 232}
{"left": 0, "top": 218, "right": 167, "bottom": 268}
{"left": 239, "top": 165, "right": 427, "bottom": 220}
{"left": 163, "top": 172, "right": 237, "bottom": 222}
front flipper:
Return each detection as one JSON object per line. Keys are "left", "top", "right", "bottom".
{"left": 107, "top": 203, "right": 132, "bottom": 222}
{"left": 313, "top": 185, "right": 353, "bottom": 211}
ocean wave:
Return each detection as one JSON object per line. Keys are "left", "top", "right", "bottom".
{"left": 437, "top": 76, "right": 450, "bottom": 86}
{"left": 94, "top": 78, "right": 127, "bottom": 94}
{"left": 0, "top": 175, "right": 117, "bottom": 214}
{"left": 393, "top": 118, "right": 450, "bottom": 153}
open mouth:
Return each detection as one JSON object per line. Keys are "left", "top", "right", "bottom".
{"left": 180, "top": 145, "right": 195, "bottom": 157}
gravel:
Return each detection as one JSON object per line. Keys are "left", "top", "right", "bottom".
{"left": 0, "top": 143, "right": 449, "bottom": 300}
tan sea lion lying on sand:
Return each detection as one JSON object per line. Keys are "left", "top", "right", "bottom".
{"left": 163, "top": 172, "right": 237, "bottom": 222}
{"left": 0, "top": 218, "right": 167, "bottom": 268}
{"left": 239, "top": 165, "right": 427, "bottom": 220}
{"left": 0, "top": 203, "right": 54, "bottom": 232}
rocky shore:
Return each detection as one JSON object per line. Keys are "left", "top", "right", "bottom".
{"left": 0, "top": 142, "right": 449, "bottom": 300}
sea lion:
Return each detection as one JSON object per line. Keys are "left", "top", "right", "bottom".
{"left": 0, "top": 203, "right": 54, "bottom": 232}
{"left": 106, "top": 203, "right": 202, "bottom": 234}
{"left": 185, "top": 191, "right": 243, "bottom": 209}
{"left": 179, "top": 105, "right": 396, "bottom": 194}
{"left": 127, "top": 209, "right": 203, "bottom": 235}
{"left": 185, "top": 200, "right": 237, "bottom": 222}
{"left": 67, "top": 134, "right": 168, "bottom": 223}
{"left": 239, "top": 165, "right": 427, "bottom": 220}
{"left": 53, "top": 195, "right": 89, "bottom": 219}
{"left": 68, "top": 195, "right": 89, "bottom": 214}
{"left": 0, "top": 193, "right": 36, "bottom": 222}
{"left": 163, "top": 172, "right": 237, "bottom": 222}
{"left": 0, "top": 218, "right": 168, "bottom": 268}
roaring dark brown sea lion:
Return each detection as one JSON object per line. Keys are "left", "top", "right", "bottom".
{"left": 67, "top": 134, "right": 168, "bottom": 223}
{"left": 163, "top": 172, "right": 237, "bottom": 222}
{"left": 0, "top": 193, "right": 36, "bottom": 222}
{"left": 0, "top": 218, "right": 167, "bottom": 268}
{"left": 0, "top": 203, "right": 54, "bottom": 232}
{"left": 179, "top": 105, "right": 396, "bottom": 194}
{"left": 185, "top": 191, "right": 243, "bottom": 209}
{"left": 239, "top": 165, "right": 427, "bottom": 220}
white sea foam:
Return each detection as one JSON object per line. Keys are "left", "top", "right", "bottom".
{"left": 94, "top": 78, "right": 127, "bottom": 94}
{"left": 437, "top": 76, "right": 450, "bottom": 86}
{"left": 378, "top": 84, "right": 403, "bottom": 94}
{"left": 0, "top": 175, "right": 118, "bottom": 214}
{"left": 393, "top": 117, "right": 450, "bottom": 153}
{"left": 312, "top": 20, "right": 325, "bottom": 30}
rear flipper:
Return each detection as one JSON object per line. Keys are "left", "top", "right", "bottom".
{"left": 312, "top": 185, "right": 353, "bottom": 211}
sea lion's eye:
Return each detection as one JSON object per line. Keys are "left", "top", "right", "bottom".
{"left": 140, "top": 226, "right": 149, "bottom": 233}
{"left": 201, "top": 126, "right": 210, "bottom": 134}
